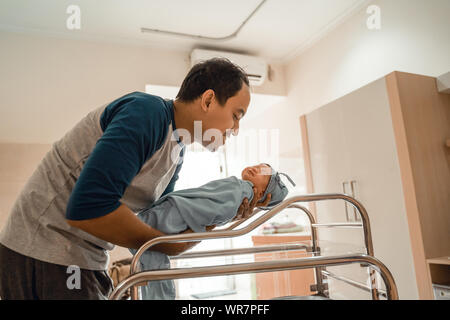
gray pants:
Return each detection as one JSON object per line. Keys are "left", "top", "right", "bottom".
{"left": 0, "top": 243, "right": 113, "bottom": 300}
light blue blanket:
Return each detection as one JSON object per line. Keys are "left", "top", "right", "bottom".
{"left": 129, "top": 176, "right": 254, "bottom": 300}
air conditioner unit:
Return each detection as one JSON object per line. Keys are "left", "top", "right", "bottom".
{"left": 190, "top": 49, "right": 268, "bottom": 86}
{"left": 437, "top": 71, "right": 450, "bottom": 94}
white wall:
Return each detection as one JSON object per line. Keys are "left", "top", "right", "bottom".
{"left": 234, "top": 0, "right": 450, "bottom": 173}
{"left": 284, "top": 0, "right": 450, "bottom": 115}
{"left": 237, "top": 0, "right": 450, "bottom": 257}
{"left": 0, "top": 30, "right": 286, "bottom": 144}
{"left": 249, "top": 0, "right": 450, "bottom": 212}
{"left": 264, "top": 0, "right": 449, "bottom": 299}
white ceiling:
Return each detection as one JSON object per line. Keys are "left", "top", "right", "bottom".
{"left": 0, "top": 0, "right": 370, "bottom": 62}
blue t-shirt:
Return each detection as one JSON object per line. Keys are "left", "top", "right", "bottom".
{"left": 66, "top": 92, "right": 184, "bottom": 220}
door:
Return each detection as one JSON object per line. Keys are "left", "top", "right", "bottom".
{"left": 306, "top": 98, "right": 350, "bottom": 231}
{"left": 305, "top": 77, "right": 419, "bottom": 299}
{"left": 306, "top": 92, "right": 368, "bottom": 299}
{"left": 339, "top": 77, "right": 418, "bottom": 299}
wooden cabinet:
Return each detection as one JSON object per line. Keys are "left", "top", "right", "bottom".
{"left": 300, "top": 71, "right": 450, "bottom": 300}
{"left": 427, "top": 257, "right": 450, "bottom": 300}
{"left": 251, "top": 234, "right": 315, "bottom": 299}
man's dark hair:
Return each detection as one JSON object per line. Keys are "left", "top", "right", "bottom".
{"left": 176, "top": 58, "right": 250, "bottom": 105}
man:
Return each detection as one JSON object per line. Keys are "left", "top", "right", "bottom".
{"left": 0, "top": 58, "right": 270, "bottom": 299}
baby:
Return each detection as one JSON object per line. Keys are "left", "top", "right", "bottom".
{"left": 130, "top": 163, "right": 295, "bottom": 300}
{"left": 241, "top": 163, "right": 296, "bottom": 210}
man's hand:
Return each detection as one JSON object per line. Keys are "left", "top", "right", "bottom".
{"left": 233, "top": 187, "right": 272, "bottom": 221}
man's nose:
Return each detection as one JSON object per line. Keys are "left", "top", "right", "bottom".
{"left": 232, "top": 122, "right": 239, "bottom": 136}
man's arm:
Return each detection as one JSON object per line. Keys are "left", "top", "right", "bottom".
{"left": 67, "top": 203, "right": 195, "bottom": 256}
{"left": 65, "top": 95, "right": 193, "bottom": 255}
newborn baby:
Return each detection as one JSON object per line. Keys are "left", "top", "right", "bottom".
{"left": 130, "top": 163, "right": 295, "bottom": 300}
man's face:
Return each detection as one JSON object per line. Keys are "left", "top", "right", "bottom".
{"left": 200, "top": 83, "right": 251, "bottom": 150}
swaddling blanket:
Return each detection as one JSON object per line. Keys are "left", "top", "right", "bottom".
{"left": 129, "top": 176, "right": 254, "bottom": 300}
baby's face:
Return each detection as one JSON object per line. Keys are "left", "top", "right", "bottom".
{"left": 241, "top": 164, "right": 271, "bottom": 196}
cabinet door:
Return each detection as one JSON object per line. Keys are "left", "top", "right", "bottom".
{"left": 306, "top": 100, "right": 349, "bottom": 230}
{"left": 306, "top": 90, "right": 368, "bottom": 299}
{"left": 340, "top": 77, "right": 418, "bottom": 299}
{"left": 305, "top": 77, "right": 419, "bottom": 299}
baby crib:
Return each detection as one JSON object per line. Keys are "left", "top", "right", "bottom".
{"left": 108, "top": 193, "right": 399, "bottom": 300}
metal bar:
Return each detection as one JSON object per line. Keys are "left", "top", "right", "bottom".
{"left": 311, "top": 222, "right": 363, "bottom": 228}
{"left": 184, "top": 203, "right": 326, "bottom": 296}
{"left": 350, "top": 181, "right": 359, "bottom": 222}
{"left": 342, "top": 182, "right": 351, "bottom": 221}
{"left": 130, "top": 194, "right": 374, "bottom": 272}
{"left": 141, "top": 0, "right": 267, "bottom": 41}
{"left": 173, "top": 204, "right": 327, "bottom": 297}
{"left": 321, "top": 270, "right": 387, "bottom": 299}
{"left": 110, "top": 254, "right": 398, "bottom": 300}
{"left": 286, "top": 204, "right": 326, "bottom": 297}
{"left": 129, "top": 193, "right": 376, "bottom": 300}
{"left": 224, "top": 208, "right": 263, "bottom": 231}
{"left": 170, "top": 243, "right": 311, "bottom": 260}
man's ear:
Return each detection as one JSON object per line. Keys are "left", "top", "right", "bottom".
{"left": 200, "top": 89, "right": 215, "bottom": 112}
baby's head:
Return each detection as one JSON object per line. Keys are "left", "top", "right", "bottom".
{"left": 241, "top": 163, "right": 295, "bottom": 208}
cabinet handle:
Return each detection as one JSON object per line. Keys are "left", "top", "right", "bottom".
{"left": 342, "top": 181, "right": 352, "bottom": 222}
{"left": 350, "top": 180, "right": 360, "bottom": 222}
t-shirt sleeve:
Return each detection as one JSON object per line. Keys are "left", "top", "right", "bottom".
{"left": 66, "top": 95, "right": 170, "bottom": 220}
